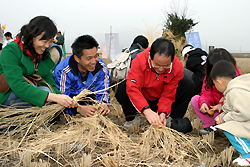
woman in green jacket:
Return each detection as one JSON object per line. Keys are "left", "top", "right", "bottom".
{"left": 0, "top": 16, "right": 77, "bottom": 109}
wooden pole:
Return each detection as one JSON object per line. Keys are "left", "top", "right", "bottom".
{"left": 109, "top": 26, "right": 112, "bottom": 59}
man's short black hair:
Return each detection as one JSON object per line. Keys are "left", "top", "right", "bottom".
{"left": 71, "top": 35, "right": 99, "bottom": 59}
{"left": 4, "top": 32, "right": 12, "bottom": 38}
{"left": 150, "top": 38, "right": 175, "bottom": 62}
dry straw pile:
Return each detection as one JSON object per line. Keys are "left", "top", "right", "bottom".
{"left": 0, "top": 89, "right": 234, "bottom": 166}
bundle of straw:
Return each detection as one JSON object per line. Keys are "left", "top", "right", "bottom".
{"left": 0, "top": 89, "right": 94, "bottom": 138}
{"left": 0, "top": 86, "right": 234, "bottom": 166}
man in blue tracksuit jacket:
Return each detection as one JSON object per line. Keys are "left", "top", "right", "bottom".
{"left": 53, "top": 35, "right": 110, "bottom": 116}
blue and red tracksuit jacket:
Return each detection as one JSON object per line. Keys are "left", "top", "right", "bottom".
{"left": 53, "top": 55, "right": 110, "bottom": 115}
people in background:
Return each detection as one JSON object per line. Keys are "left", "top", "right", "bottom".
{"left": 0, "top": 24, "right": 4, "bottom": 53}
{"left": 111, "top": 35, "right": 148, "bottom": 87}
{"left": 182, "top": 44, "right": 207, "bottom": 94}
{"left": 2, "top": 31, "right": 14, "bottom": 48}
{"left": 128, "top": 35, "right": 149, "bottom": 60}
{"left": 54, "top": 31, "right": 64, "bottom": 47}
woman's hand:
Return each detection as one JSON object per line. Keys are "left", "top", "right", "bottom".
{"left": 47, "top": 93, "right": 78, "bottom": 108}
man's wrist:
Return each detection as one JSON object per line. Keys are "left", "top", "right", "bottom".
{"left": 158, "top": 111, "right": 167, "bottom": 117}
{"left": 143, "top": 108, "right": 153, "bottom": 115}
{"left": 141, "top": 106, "right": 150, "bottom": 114}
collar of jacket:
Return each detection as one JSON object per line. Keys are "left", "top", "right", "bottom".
{"left": 68, "top": 55, "right": 103, "bottom": 77}
{"left": 15, "top": 46, "right": 54, "bottom": 75}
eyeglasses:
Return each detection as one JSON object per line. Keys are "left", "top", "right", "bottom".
{"left": 151, "top": 60, "right": 172, "bottom": 69}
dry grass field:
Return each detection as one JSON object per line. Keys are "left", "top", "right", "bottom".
{"left": 235, "top": 58, "right": 250, "bottom": 74}
{"left": 0, "top": 55, "right": 249, "bottom": 166}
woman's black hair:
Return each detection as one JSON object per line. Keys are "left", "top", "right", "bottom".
{"left": 18, "top": 16, "right": 57, "bottom": 60}
{"left": 130, "top": 35, "right": 149, "bottom": 49}
{"left": 205, "top": 48, "right": 237, "bottom": 90}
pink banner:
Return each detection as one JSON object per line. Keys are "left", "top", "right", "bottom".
{"left": 102, "top": 43, "right": 108, "bottom": 59}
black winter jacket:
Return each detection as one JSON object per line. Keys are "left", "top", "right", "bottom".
{"left": 185, "top": 48, "right": 207, "bottom": 94}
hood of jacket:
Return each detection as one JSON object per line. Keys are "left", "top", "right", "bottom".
{"left": 224, "top": 74, "right": 250, "bottom": 96}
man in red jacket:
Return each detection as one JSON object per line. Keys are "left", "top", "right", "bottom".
{"left": 115, "top": 38, "right": 195, "bottom": 132}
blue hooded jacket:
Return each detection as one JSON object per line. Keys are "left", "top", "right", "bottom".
{"left": 53, "top": 55, "right": 110, "bottom": 114}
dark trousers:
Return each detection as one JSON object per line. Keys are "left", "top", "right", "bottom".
{"left": 115, "top": 77, "right": 195, "bottom": 121}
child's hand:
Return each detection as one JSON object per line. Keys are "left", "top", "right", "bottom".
{"left": 200, "top": 103, "right": 209, "bottom": 113}
{"left": 210, "top": 104, "right": 222, "bottom": 113}
{"left": 215, "top": 116, "right": 220, "bottom": 124}
{"left": 219, "top": 96, "right": 225, "bottom": 103}
{"left": 215, "top": 113, "right": 225, "bottom": 125}
{"left": 207, "top": 109, "right": 215, "bottom": 116}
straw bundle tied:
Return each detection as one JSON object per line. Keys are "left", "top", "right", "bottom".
{"left": 0, "top": 115, "right": 211, "bottom": 166}
{"left": 0, "top": 88, "right": 234, "bottom": 166}
{"left": 0, "top": 117, "right": 232, "bottom": 166}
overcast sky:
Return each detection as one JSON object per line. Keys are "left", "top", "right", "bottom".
{"left": 1, "top": 0, "right": 250, "bottom": 53}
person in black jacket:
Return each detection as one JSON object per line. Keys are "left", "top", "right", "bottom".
{"left": 129, "top": 35, "right": 149, "bottom": 60}
{"left": 54, "top": 31, "right": 64, "bottom": 47}
{"left": 182, "top": 44, "right": 207, "bottom": 95}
